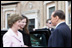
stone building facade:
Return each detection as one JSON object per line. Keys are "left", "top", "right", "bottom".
{"left": 1, "top": 1, "right": 71, "bottom": 31}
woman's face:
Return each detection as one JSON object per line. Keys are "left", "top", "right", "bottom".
{"left": 12, "top": 20, "right": 21, "bottom": 29}
{"left": 20, "top": 18, "right": 27, "bottom": 28}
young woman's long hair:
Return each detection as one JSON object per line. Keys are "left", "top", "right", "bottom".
{"left": 22, "top": 15, "right": 29, "bottom": 34}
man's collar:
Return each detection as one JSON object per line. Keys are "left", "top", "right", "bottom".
{"left": 55, "top": 21, "right": 65, "bottom": 28}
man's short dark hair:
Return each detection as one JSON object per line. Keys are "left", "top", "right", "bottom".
{"left": 46, "top": 19, "right": 51, "bottom": 23}
{"left": 53, "top": 10, "right": 65, "bottom": 20}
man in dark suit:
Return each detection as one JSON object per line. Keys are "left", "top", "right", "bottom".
{"left": 48, "top": 10, "right": 71, "bottom": 47}
{"left": 45, "top": 19, "right": 54, "bottom": 33}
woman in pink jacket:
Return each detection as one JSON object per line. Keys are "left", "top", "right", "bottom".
{"left": 3, "top": 14, "right": 28, "bottom": 47}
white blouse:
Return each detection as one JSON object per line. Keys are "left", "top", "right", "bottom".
{"left": 3, "top": 28, "right": 25, "bottom": 47}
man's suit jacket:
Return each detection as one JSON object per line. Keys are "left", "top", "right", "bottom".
{"left": 3, "top": 28, "right": 25, "bottom": 47}
{"left": 48, "top": 22, "right": 71, "bottom": 47}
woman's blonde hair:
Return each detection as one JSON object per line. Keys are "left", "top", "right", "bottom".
{"left": 8, "top": 14, "right": 22, "bottom": 28}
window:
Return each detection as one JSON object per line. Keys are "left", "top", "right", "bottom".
{"left": 28, "top": 19, "right": 35, "bottom": 31}
{"left": 68, "top": 1, "right": 71, "bottom": 24}
{"left": 47, "top": 3, "right": 55, "bottom": 19}
{"left": 24, "top": 13, "right": 38, "bottom": 31}
{"left": 65, "top": 1, "right": 71, "bottom": 29}
{"left": 49, "top": 6, "right": 55, "bottom": 18}
{"left": 68, "top": 1, "right": 71, "bottom": 5}
{"left": 5, "top": 12, "right": 15, "bottom": 30}
{"left": 2, "top": 7, "right": 16, "bottom": 30}
{"left": 7, "top": 14, "right": 10, "bottom": 29}
{"left": 68, "top": 13, "right": 71, "bottom": 24}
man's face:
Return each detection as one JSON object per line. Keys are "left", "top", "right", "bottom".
{"left": 51, "top": 12, "right": 57, "bottom": 26}
{"left": 46, "top": 20, "right": 52, "bottom": 28}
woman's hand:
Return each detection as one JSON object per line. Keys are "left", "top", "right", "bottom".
{"left": 24, "top": 45, "right": 28, "bottom": 47}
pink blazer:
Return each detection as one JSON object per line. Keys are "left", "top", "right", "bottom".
{"left": 3, "top": 28, "right": 25, "bottom": 47}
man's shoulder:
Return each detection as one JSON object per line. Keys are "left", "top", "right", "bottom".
{"left": 57, "top": 22, "right": 68, "bottom": 28}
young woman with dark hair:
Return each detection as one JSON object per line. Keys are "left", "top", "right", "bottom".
{"left": 18, "top": 15, "right": 32, "bottom": 47}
